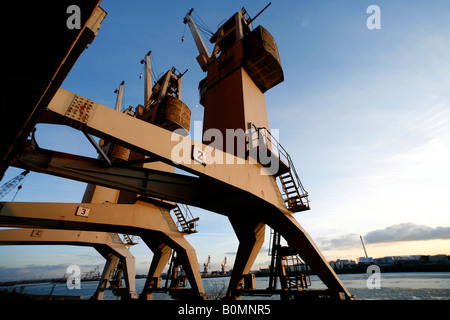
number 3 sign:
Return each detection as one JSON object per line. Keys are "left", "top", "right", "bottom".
{"left": 75, "top": 206, "right": 90, "bottom": 217}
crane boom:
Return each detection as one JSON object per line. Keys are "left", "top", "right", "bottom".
{"left": 360, "top": 235, "right": 369, "bottom": 259}
{"left": 114, "top": 81, "right": 125, "bottom": 112}
{"left": 0, "top": 170, "right": 29, "bottom": 199}
{"left": 183, "top": 8, "right": 211, "bottom": 70}
{"left": 141, "top": 50, "right": 152, "bottom": 106}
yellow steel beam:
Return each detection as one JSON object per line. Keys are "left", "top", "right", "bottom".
{"left": 44, "top": 88, "right": 287, "bottom": 213}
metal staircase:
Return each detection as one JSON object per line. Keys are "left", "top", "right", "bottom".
{"left": 268, "top": 230, "right": 310, "bottom": 296}
{"left": 278, "top": 168, "right": 309, "bottom": 213}
{"left": 172, "top": 204, "right": 199, "bottom": 234}
{"left": 279, "top": 247, "right": 311, "bottom": 291}
{"left": 121, "top": 234, "right": 139, "bottom": 246}
{"left": 249, "top": 125, "right": 310, "bottom": 212}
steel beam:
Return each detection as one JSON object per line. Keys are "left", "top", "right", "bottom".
{"left": 0, "top": 200, "right": 206, "bottom": 299}
{"left": 0, "top": 228, "right": 136, "bottom": 299}
{"left": 12, "top": 147, "right": 204, "bottom": 207}
{"left": 43, "top": 88, "right": 286, "bottom": 211}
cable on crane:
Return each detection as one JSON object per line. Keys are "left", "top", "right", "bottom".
{"left": 181, "top": 23, "right": 186, "bottom": 43}
{"left": 192, "top": 10, "right": 214, "bottom": 39}
{"left": 139, "top": 52, "right": 159, "bottom": 85}
{"left": 151, "top": 53, "right": 160, "bottom": 81}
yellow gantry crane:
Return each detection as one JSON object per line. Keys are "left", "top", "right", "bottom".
{"left": 0, "top": 2, "right": 352, "bottom": 301}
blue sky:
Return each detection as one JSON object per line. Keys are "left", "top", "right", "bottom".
{"left": 1, "top": 0, "right": 450, "bottom": 280}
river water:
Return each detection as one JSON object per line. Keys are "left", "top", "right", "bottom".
{"left": 2, "top": 272, "right": 450, "bottom": 300}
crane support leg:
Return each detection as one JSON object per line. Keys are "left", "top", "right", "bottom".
{"left": 263, "top": 209, "right": 352, "bottom": 299}
{"left": 140, "top": 242, "right": 172, "bottom": 300}
{"left": 95, "top": 249, "right": 136, "bottom": 300}
{"left": 158, "top": 232, "right": 206, "bottom": 299}
{"left": 140, "top": 234, "right": 206, "bottom": 300}
{"left": 92, "top": 254, "right": 121, "bottom": 300}
{"left": 0, "top": 228, "right": 137, "bottom": 299}
{"left": 226, "top": 216, "right": 265, "bottom": 299}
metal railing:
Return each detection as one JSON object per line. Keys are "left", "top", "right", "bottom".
{"left": 249, "top": 124, "right": 309, "bottom": 204}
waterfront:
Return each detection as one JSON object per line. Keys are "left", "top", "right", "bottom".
{"left": 2, "top": 272, "right": 449, "bottom": 300}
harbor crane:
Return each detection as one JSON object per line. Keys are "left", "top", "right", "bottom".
{"left": 221, "top": 257, "right": 227, "bottom": 275}
{"left": 203, "top": 255, "right": 210, "bottom": 274}
{"left": 1, "top": 2, "right": 352, "bottom": 300}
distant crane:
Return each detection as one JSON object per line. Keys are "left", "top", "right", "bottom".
{"left": 83, "top": 265, "right": 100, "bottom": 280}
{"left": 203, "top": 255, "right": 210, "bottom": 274}
{"left": 183, "top": 8, "right": 211, "bottom": 71}
{"left": 0, "top": 170, "right": 29, "bottom": 200}
{"left": 221, "top": 257, "right": 227, "bottom": 275}
{"left": 360, "top": 235, "right": 369, "bottom": 258}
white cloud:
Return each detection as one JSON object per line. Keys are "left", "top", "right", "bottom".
{"left": 365, "top": 223, "right": 450, "bottom": 244}
{"left": 315, "top": 223, "right": 450, "bottom": 252}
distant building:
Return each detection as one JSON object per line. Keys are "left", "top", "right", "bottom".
{"left": 329, "top": 259, "right": 357, "bottom": 270}
{"left": 428, "top": 255, "right": 450, "bottom": 264}
{"left": 392, "top": 256, "right": 411, "bottom": 261}
{"left": 357, "top": 257, "right": 374, "bottom": 264}
{"left": 328, "top": 254, "right": 450, "bottom": 273}
{"left": 409, "top": 255, "right": 422, "bottom": 261}
{"left": 374, "top": 257, "right": 395, "bottom": 265}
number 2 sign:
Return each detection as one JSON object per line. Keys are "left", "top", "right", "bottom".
{"left": 192, "top": 145, "right": 206, "bottom": 166}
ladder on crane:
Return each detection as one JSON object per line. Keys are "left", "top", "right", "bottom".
{"left": 268, "top": 229, "right": 311, "bottom": 296}
{"left": 121, "top": 234, "right": 139, "bottom": 246}
{"left": 165, "top": 251, "right": 187, "bottom": 290}
{"left": 172, "top": 204, "right": 199, "bottom": 234}
{"left": 278, "top": 168, "right": 310, "bottom": 213}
